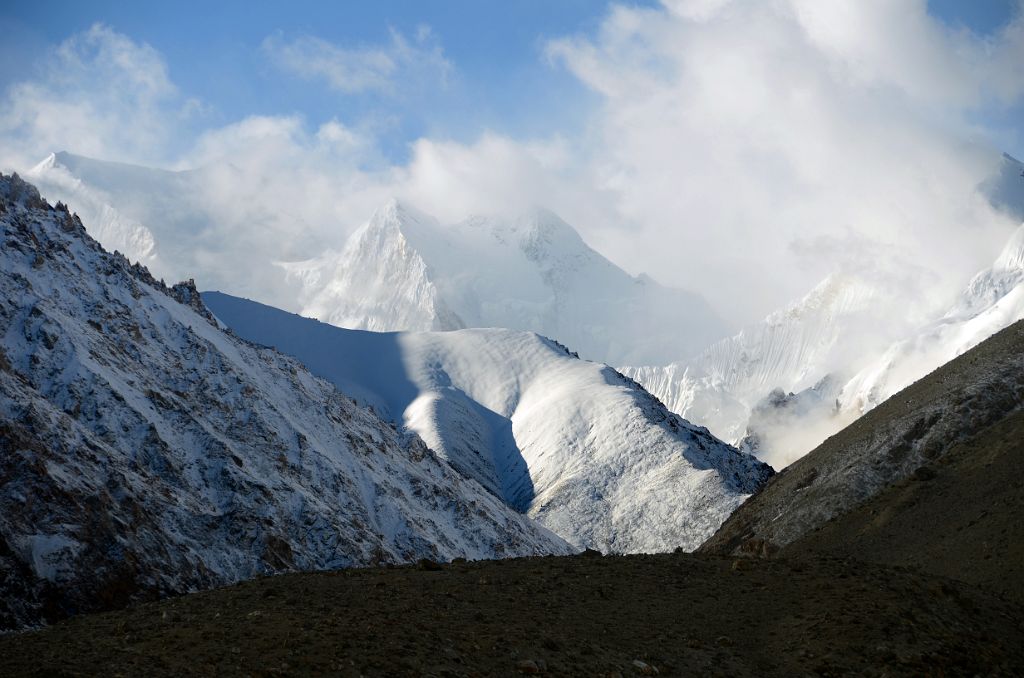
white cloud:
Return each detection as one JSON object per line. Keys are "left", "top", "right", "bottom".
{"left": 0, "top": 24, "right": 190, "bottom": 169}
{"left": 547, "top": 0, "right": 1024, "bottom": 323}
{"left": 262, "top": 27, "right": 451, "bottom": 95}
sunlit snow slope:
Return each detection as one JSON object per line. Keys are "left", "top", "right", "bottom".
{"left": 203, "top": 291, "right": 774, "bottom": 554}
{"left": 0, "top": 174, "right": 569, "bottom": 630}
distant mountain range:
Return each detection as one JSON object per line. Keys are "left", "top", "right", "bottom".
{"left": 22, "top": 148, "right": 1024, "bottom": 470}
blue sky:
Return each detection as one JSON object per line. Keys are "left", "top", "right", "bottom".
{"left": 0, "top": 1, "right": 623, "bottom": 161}
{"left": 2, "top": 0, "right": 1020, "bottom": 163}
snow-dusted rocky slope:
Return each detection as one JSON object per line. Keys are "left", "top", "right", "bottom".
{"left": 0, "top": 174, "right": 570, "bottom": 630}
{"left": 277, "top": 200, "right": 728, "bottom": 366}
{"left": 202, "top": 291, "right": 774, "bottom": 554}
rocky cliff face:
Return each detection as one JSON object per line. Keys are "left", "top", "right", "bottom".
{"left": 0, "top": 174, "right": 569, "bottom": 630}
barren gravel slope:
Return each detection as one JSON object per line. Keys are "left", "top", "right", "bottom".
{"left": 1, "top": 552, "right": 1022, "bottom": 676}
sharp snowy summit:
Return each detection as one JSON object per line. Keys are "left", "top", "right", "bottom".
{"left": 280, "top": 199, "right": 729, "bottom": 366}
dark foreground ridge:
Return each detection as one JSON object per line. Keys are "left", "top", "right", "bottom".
{"left": 1, "top": 551, "right": 1023, "bottom": 676}
{"left": 784, "top": 403, "right": 1024, "bottom": 603}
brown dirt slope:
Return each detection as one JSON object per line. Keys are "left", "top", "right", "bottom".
{"left": 700, "top": 318, "right": 1024, "bottom": 565}
{"left": 1, "top": 552, "right": 1023, "bottom": 676}
{"left": 783, "top": 405, "right": 1024, "bottom": 604}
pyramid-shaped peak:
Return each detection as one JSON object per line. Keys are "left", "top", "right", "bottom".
{"left": 368, "top": 197, "right": 439, "bottom": 230}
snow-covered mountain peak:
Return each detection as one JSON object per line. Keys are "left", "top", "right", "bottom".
{"left": 27, "top": 150, "right": 82, "bottom": 175}
{"left": 29, "top": 152, "right": 60, "bottom": 174}
{"left": 355, "top": 198, "right": 442, "bottom": 256}
{"left": 368, "top": 197, "right": 438, "bottom": 234}
{"left": 284, "top": 200, "right": 729, "bottom": 365}
{"left": 0, "top": 172, "right": 571, "bottom": 629}
{"left": 202, "top": 291, "right": 774, "bottom": 553}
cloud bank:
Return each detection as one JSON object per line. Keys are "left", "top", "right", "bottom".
{"left": 0, "top": 24, "right": 196, "bottom": 168}
{"left": 2, "top": 3, "right": 1024, "bottom": 336}
{"left": 547, "top": 0, "right": 1024, "bottom": 321}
